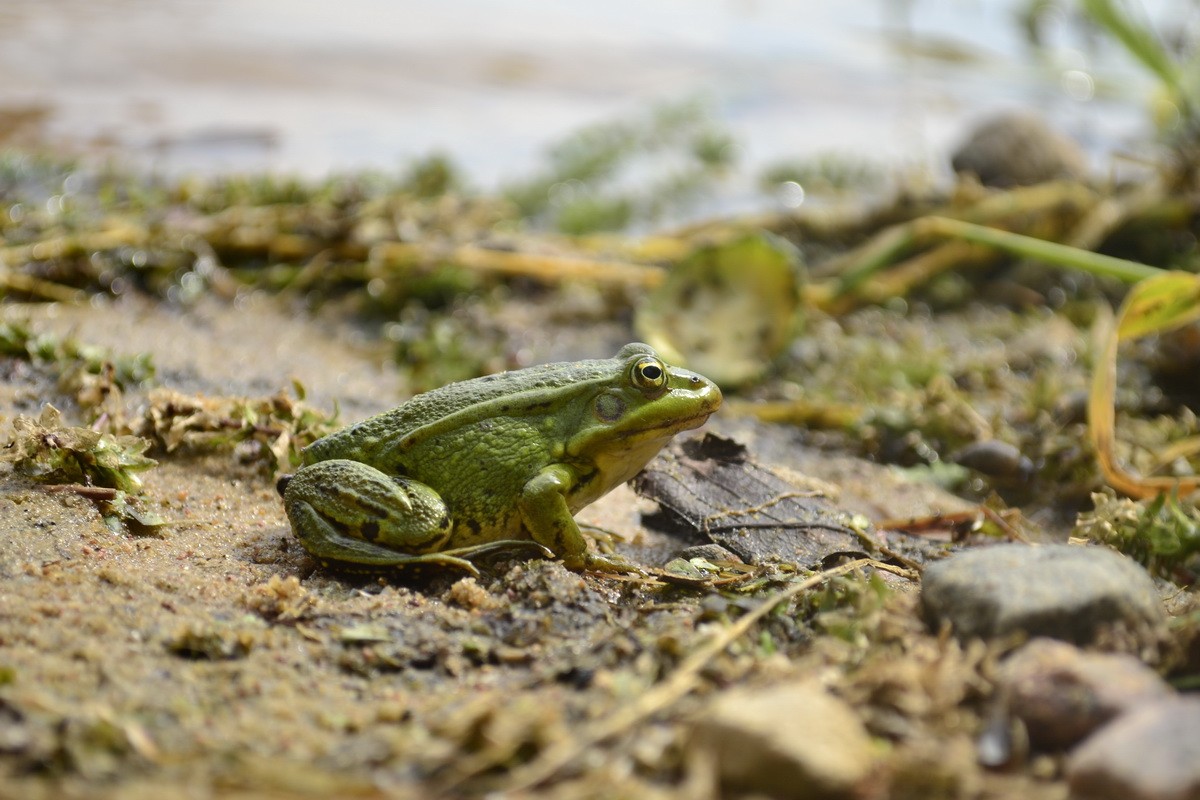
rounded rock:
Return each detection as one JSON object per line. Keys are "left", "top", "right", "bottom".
{"left": 1067, "top": 698, "right": 1200, "bottom": 800}
{"left": 690, "top": 681, "right": 875, "bottom": 799}
{"left": 920, "top": 544, "right": 1165, "bottom": 647}
{"left": 951, "top": 112, "right": 1087, "bottom": 187}
{"left": 999, "top": 637, "right": 1174, "bottom": 750}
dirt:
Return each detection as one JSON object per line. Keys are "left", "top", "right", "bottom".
{"left": 0, "top": 295, "right": 859, "bottom": 798}
{"left": 0, "top": 288, "right": 1188, "bottom": 800}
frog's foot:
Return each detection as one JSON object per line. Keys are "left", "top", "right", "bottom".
{"left": 370, "top": 540, "right": 552, "bottom": 574}
{"left": 571, "top": 551, "right": 646, "bottom": 575}
{"left": 437, "top": 539, "right": 554, "bottom": 565}
{"left": 308, "top": 537, "right": 552, "bottom": 577}
{"left": 351, "top": 551, "right": 483, "bottom": 576}
{"left": 291, "top": 520, "right": 482, "bottom": 575}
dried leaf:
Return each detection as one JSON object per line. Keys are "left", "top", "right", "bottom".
{"left": 636, "top": 232, "right": 803, "bottom": 386}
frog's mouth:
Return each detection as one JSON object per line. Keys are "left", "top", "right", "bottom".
{"left": 632, "top": 408, "right": 717, "bottom": 436}
{"left": 615, "top": 395, "right": 722, "bottom": 446}
{"left": 576, "top": 377, "right": 722, "bottom": 455}
{"left": 638, "top": 382, "right": 723, "bottom": 435}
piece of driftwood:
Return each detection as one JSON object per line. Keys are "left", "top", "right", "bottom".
{"left": 632, "top": 433, "right": 879, "bottom": 566}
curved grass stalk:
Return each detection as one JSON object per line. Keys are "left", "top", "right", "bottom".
{"left": 1089, "top": 271, "right": 1200, "bottom": 499}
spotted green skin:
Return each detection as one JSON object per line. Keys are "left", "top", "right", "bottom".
{"left": 281, "top": 343, "right": 722, "bottom": 574}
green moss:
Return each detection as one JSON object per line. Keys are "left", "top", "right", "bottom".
{"left": 1075, "top": 490, "right": 1200, "bottom": 582}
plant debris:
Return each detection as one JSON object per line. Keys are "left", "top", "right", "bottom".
{"left": 636, "top": 232, "right": 803, "bottom": 386}
{"left": 129, "top": 385, "right": 341, "bottom": 473}
{"left": 2, "top": 405, "right": 156, "bottom": 493}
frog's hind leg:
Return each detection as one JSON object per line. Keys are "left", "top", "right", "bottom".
{"left": 283, "top": 459, "right": 464, "bottom": 570}
{"left": 286, "top": 498, "right": 481, "bottom": 573}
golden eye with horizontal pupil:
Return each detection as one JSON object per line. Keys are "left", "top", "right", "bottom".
{"left": 630, "top": 357, "right": 668, "bottom": 393}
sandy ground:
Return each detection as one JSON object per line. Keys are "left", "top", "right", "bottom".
{"left": 0, "top": 294, "right": 965, "bottom": 799}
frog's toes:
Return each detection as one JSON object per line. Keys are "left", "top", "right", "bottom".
{"left": 440, "top": 539, "right": 555, "bottom": 564}
{"left": 576, "top": 552, "right": 646, "bottom": 575}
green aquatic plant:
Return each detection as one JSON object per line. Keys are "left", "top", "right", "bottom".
{"left": 504, "top": 99, "right": 737, "bottom": 234}
{"left": 759, "top": 153, "right": 886, "bottom": 196}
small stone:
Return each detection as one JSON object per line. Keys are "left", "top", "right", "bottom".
{"left": 921, "top": 544, "right": 1165, "bottom": 647}
{"left": 1067, "top": 698, "right": 1200, "bottom": 800}
{"left": 951, "top": 112, "right": 1087, "bottom": 187}
{"left": 951, "top": 440, "right": 1034, "bottom": 483}
{"left": 690, "top": 681, "right": 875, "bottom": 799}
{"left": 999, "top": 638, "right": 1174, "bottom": 750}
{"left": 674, "top": 543, "right": 743, "bottom": 564}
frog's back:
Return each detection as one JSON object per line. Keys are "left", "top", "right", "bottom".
{"left": 303, "top": 355, "right": 618, "bottom": 464}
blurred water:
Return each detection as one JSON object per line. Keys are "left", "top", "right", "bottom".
{"left": 0, "top": 0, "right": 1175, "bottom": 188}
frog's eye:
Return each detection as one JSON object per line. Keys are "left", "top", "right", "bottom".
{"left": 630, "top": 356, "right": 668, "bottom": 395}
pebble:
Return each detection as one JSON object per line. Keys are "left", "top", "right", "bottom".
{"left": 1067, "top": 698, "right": 1200, "bottom": 800}
{"left": 950, "top": 112, "right": 1088, "bottom": 187}
{"left": 999, "top": 638, "right": 1174, "bottom": 750}
{"left": 920, "top": 544, "right": 1165, "bottom": 647}
{"left": 690, "top": 681, "right": 875, "bottom": 799}
{"left": 950, "top": 440, "right": 1034, "bottom": 483}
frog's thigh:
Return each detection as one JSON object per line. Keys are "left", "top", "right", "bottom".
{"left": 284, "top": 459, "right": 452, "bottom": 561}
{"left": 519, "top": 464, "right": 591, "bottom": 568}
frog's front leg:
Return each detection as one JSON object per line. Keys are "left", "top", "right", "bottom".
{"left": 282, "top": 459, "right": 477, "bottom": 572}
{"left": 520, "top": 464, "right": 643, "bottom": 574}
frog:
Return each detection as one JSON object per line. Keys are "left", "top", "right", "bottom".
{"left": 278, "top": 343, "right": 722, "bottom": 575}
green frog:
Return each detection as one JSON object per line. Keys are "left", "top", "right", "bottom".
{"left": 278, "top": 343, "right": 722, "bottom": 575}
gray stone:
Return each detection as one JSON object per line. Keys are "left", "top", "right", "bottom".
{"left": 951, "top": 112, "right": 1088, "bottom": 187}
{"left": 999, "top": 638, "right": 1174, "bottom": 750}
{"left": 690, "top": 681, "right": 875, "bottom": 799}
{"left": 1067, "top": 698, "right": 1200, "bottom": 800}
{"left": 921, "top": 544, "right": 1165, "bottom": 646}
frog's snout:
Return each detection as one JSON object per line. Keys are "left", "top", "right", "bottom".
{"left": 694, "top": 375, "right": 723, "bottom": 413}
{"left": 276, "top": 474, "right": 293, "bottom": 498}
